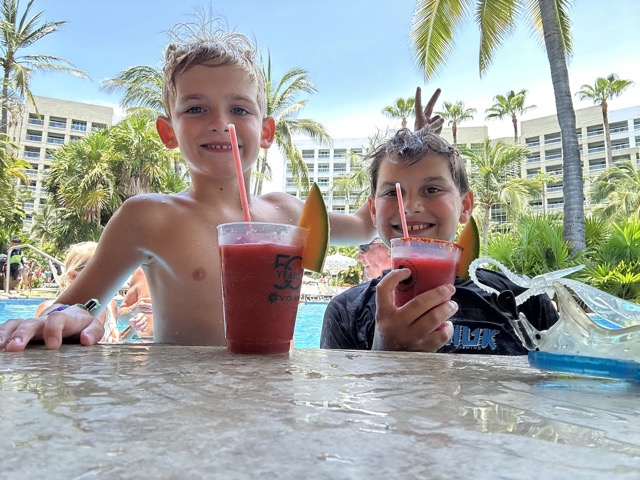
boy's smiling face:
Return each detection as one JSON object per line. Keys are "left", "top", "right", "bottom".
{"left": 368, "top": 152, "right": 473, "bottom": 246}
{"left": 156, "top": 63, "right": 274, "bottom": 181}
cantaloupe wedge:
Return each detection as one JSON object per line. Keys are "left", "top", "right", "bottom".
{"left": 298, "top": 183, "right": 329, "bottom": 272}
{"left": 456, "top": 215, "right": 480, "bottom": 279}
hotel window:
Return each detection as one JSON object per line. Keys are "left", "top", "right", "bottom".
{"left": 28, "top": 113, "right": 44, "bottom": 126}
{"left": 49, "top": 117, "right": 67, "bottom": 129}
{"left": 47, "top": 133, "right": 65, "bottom": 145}
{"left": 71, "top": 120, "right": 87, "bottom": 132}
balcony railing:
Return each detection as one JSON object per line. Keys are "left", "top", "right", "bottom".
{"left": 527, "top": 157, "right": 541, "bottom": 163}
{"left": 47, "top": 137, "right": 65, "bottom": 145}
{"left": 26, "top": 135, "right": 42, "bottom": 142}
{"left": 545, "top": 137, "right": 561, "bottom": 145}
{"left": 587, "top": 129, "right": 604, "bottom": 137}
{"left": 526, "top": 141, "right": 540, "bottom": 147}
{"left": 48, "top": 121, "right": 67, "bottom": 129}
{"left": 588, "top": 146, "right": 605, "bottom": 154}
{"left": 611, "top": 143, "right": 630, "bottom": 150}
{"left": 27, "top": 118, "right": 44, "bottom": 126}
{"left": 23, "top": 151, "right": 40, "bottom": 158}
{"left": 545, "top": 153, "right": 562, "bottom": 160}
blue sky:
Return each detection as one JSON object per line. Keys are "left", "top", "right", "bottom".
{"left": 25, "top": 0, "right": 640, "bottom": 139}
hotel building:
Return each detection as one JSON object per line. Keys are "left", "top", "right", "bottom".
{"left": 284, "top": 105, "right": 640, "bottom": 216}
{"left": 8, "top": 96, "right": 114, "bottom": 230}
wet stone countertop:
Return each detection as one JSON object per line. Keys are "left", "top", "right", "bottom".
{"left": 1, "top": 346, "right": 639, "bottom": 479}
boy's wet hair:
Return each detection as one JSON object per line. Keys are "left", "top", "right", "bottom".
{"left": 162, "top": 19, "right": 266, "bottom": 117}
{"left": 367, "top": 128, "right": 470, "bottom": 196}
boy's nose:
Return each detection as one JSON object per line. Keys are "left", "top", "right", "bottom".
{"left": 208, "top": 111, "right": 230, "bottom": 132}
{"left": 403, "top": 193, "right": 424, "bottom": 214}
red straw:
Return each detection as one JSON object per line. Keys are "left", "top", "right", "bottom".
{"left": 228, "top": 124, "right": 251, "bottom": 222}
{"left": 395, "top": 182, "right": 409, "bottom": 239}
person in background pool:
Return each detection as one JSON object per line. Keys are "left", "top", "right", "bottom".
{"left": 118, "top": 267, "right": 154, "bottom": 341}
{"left": 321, "top": 118, "right": 559, "bottom": 354}
{"left": 356, "top": 237, "right": 391, "bottom": 281}
{"left": 0, "top": 16, "right": 375, "bottom": 352}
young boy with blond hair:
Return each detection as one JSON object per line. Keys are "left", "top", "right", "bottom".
{"left": 0, "top": 22, "right": 374, "bottom": 351}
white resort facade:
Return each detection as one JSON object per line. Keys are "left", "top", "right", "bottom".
{"left": 284, "top": 104, "right": 640, "bottom": 217}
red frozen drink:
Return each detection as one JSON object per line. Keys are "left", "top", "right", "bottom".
{"left": 391, "top": 238, "right": 462, "bottom": 307}
{"left": 218, "top": 222, "right": 308, "bottom": 354}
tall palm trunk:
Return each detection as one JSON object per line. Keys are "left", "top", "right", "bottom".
{"left": 539, "top": 0, "right": 585, "bottom": 253}
{"left": 601, "top": 99, "right": 612, "bottom": 167}
{"left": 452, "top": 122, "right": 458, "bottom": 146}
{"left": 1, "top": 70, "right": 10, "bottom": 134}
{"left": 511, "top": 113, "right": 518, "bottom": 143}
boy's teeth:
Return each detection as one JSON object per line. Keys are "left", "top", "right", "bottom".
{"left": 407, "top": 224, "right": 428, "bottom": 231}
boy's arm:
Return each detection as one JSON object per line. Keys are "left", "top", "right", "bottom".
{"left": 0, "top": 197, "right": 150, "bottom": 351}
{"left": 327, "top": 202, "right": 376, "bottom": 246}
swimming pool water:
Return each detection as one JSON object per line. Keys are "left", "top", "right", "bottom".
{"left": 0, "top": 298, "right": 328, "bottom": 349}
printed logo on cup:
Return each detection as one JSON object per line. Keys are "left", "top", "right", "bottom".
{"left": 268, "top": 253, "right": 303, "bottom": 303}
{"left": 395, "top": 259, "right": 418, "bottom": 291}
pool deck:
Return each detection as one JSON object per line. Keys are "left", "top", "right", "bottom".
{"left": 1, "top": 345, "right": 639, "bottom": 479}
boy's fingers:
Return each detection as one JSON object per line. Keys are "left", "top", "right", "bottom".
{"left": 42, "top": 312, "right": 104, "bottom": 349}
{"left": 424, "top": 88, "right": 441, "bottom": 118}
{"left": 405, "top": 284, "right": 455, "bottom": 316}
{"left": 80, "top": 319, "right": 105, "bottom": 346}
{"left": 2, "top": 318, "right": 45, "bottom": 352}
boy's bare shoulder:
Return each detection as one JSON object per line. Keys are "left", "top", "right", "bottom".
{"left": 112, "top": 193, "right": 192, "bottom": 229}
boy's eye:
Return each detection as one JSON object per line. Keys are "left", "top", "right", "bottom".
{"left": 231, "top": 106, "right": 249, "bottom": 115}
{"left": 185, "top": 106, "right": 205, "bottom": 114}
{"left": 382, "top": 190, "right": 397, "bottom": 197}
{"left": 425, "top": 186, "right": 442, "bottom": 194}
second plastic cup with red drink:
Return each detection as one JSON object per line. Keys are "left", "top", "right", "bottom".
{"left": 391, "top": 237, "right": 463, "bottom": 307}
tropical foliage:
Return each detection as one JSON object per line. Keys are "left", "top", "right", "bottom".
{"left": 436, "top": 100, "right": 476, "bottom": 145}
{"left": 101, "top": 65, "right": 164, "bottom": 117}
{"left": 254, "top": 54, "right": 331, "bottom": 195}
{"left": 485, "top": 89, "right": 536, "bottom": 143}
{"left": 575, "top": 74, "right": 634, "bottom": 167}
{"left": 410, "top": 0, "right": 586, "bottom": 253}
{"left": 590, "top": 159, "right": 640, "bottom": 221}
{"left": 459, "top": 139, "right": 540, "bottom": 246}
{"left": 486, "top": 213, "right": 579, "bottom": 278}
{"left": 381, "top": 97, "right": 415, "bottom": 129}
{"left": 0, "top": 0, "right": 88, "bottom": 133}
{"left": 38, "top": 115, "right": 187, "bottom": 251}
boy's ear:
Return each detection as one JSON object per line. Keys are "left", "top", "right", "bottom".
{"left": 260, "top": 116, "right": 276, "bottom": 149}
{"left": 368, "top": 196, "right": 377, "bottom": 226}
{"left": 156, "top": 116, "right": 178, "bottom": 149}
{"left": 458, "top": 191, "right": 474, "bottom": 224}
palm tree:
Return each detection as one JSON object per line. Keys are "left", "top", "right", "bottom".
{"left": 590, "top": 160, "right": 640, "bottom": 221}
{"left": 410, "top": 0, "right": 586, "bottom": 253}
{"left": 436, "top": 100, "right": 476, "bottom": 145}
{"left": 576, "top": 74, "right": 634, "bottom": 167}
{"left": 254, "top": 54, "right": 332, "bottom": 195}
{"left": 485, "top": 89, "right": 536, "bottom": 143}
{"left": 381, "top": 97, "right": 415, "bottom": 128}
{"left": 109, "top": 113, "right": 178, "bottom": 196}
{"left": 459, "top": 139, "right": 539, "bottom": 246}
{"left": 101, "top": 65, "right": 164, "bottom": 116}
{"left": 0, "top": 132, "right": 28, "bottom": 229}
{"left": 0, "top": 0, "right": 88, "bottom": 133}
{"left": 45, "top": 130, "right": 121, "bottom": 227}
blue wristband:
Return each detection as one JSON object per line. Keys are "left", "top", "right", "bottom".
{"left": 49, "top": 299, "right": 101, "bottom": 314}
